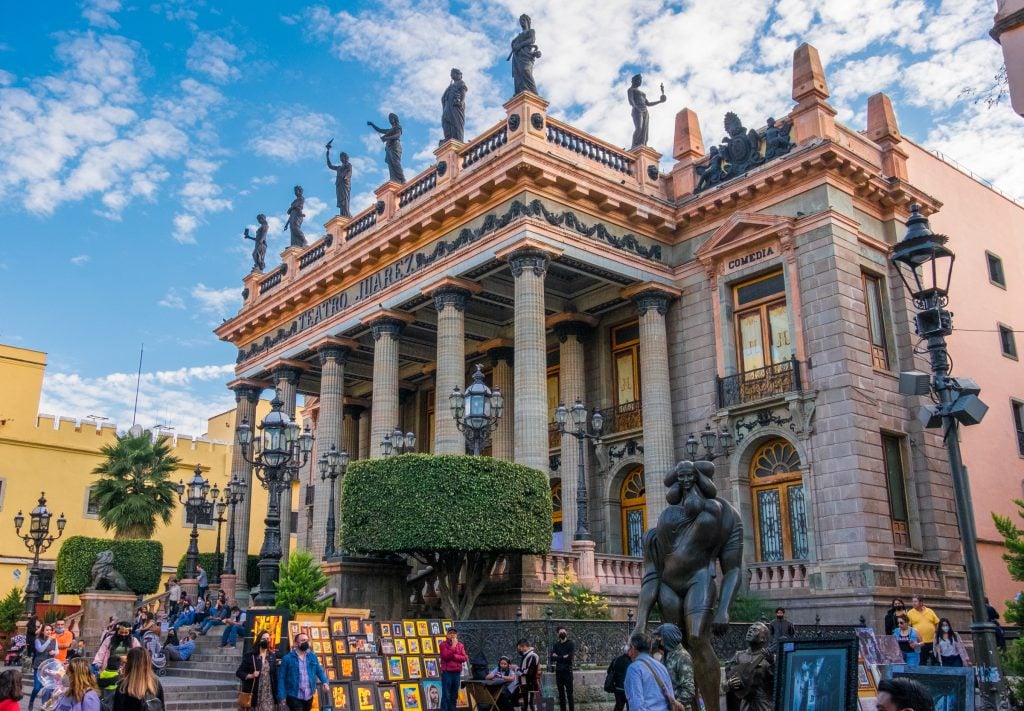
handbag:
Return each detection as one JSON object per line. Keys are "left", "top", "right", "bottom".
{"left": 237, "top": 655, "right": 256, "bottom": 709}
{"left": 639, "top": 659, "right": 687, "bottom": 711}
{"left": 603, "top": 659, "right": 616, "bottom": 694}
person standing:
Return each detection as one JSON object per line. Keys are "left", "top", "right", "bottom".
{"left": 932, "top": 619, "right": 971, "bottom": 667}
{"left": 439, "top": 627, "right": 467, "bottom": 711}
{"left": 550, "top": 626, "right": 575, "bottom": 711}
{"left": 623, "top": 634, "right": 672, "bottom": 711}
{"left": 894, "top": 615, "right": 922, "bottom": 665}
{"left": 278, "top": 631, "right": 329, "bottom": 711}
{"left": 653, "top": 624, "right": 695, "bottom": 709}
{"left": 111, "top": 647, "right": 164, "bottom": 711}
{"left": 196, "top": 565, "right": 208, "bottom": 602}
{"left": 885, "top": 599, "right": 907, "bottom": 636}
{"left": 516, "top": 638, "right": 540, "bottom": 711}
{"left": 906, "top": 595, "right": 940, "bottom": 665}
{"left": 236, "top": 629, "right": 281, "bottom": 711}
{"left": 167, "top": 578, "right": 182, "bottom": 617}
{"left": 53, "top": 619, "right": 75, "bottom": 664}
{"left": 768, "top": 608, "right": 796, "bottom": 651}
{"left": 28, "top": 624, "right": 57, "bottom": 711}
{"left": 607, "top": 647, "right": 632, "bottom": 711}
{"left": 53, "top": 658, "right": 101, "bottom": 711}
{"left": 985, "top": 597, "right": 1006, "bottom": 650}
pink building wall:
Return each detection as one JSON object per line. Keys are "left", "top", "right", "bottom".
{"left": 904, "top": 139, "right": 1024, "bottom": 611}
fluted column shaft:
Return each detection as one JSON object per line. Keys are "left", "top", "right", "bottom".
{"left": 369, "top": 320, "right": 404, "bottom": 458}
{"left": 509, "top": 249, "right": 550, "bottom": 473}
{"left": 432, "top": 287, "right": 471, "bottom": 454}
{"left": 228, "top": 383, "right": 261, "bottom": 597}
{"left": 358, "top": 408, "right": 371, "bottom": 459}
{"left": 311, "top": 346, "right": 348, "bottom": 557}
{"left": 489, "top": 348, "right": 514, "bottom": 460}
{"left": 343, "top": 406, "right": 362, "bottom": 460}
{"left": 634, "top": 293, "right": 675, "bottom": 523}
{"left": 557, "top": 325, "right": 587, "bottom": 551}
{"left": 273, "top": 366, "right": 302, "bottom": 563}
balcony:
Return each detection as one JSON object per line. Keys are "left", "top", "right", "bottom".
{"left": 596, "top": 400, "right": 643, "bottom": 437}
{"left": 717, "top": 357, "right": 805, "bottom": 408}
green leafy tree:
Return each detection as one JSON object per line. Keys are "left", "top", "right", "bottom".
{"left": 341, "top": 454, "right": 552, "bottom": 619}
{"left": 0, "top": 588, "right": 23, "bottom": 634}
{"left": 92, "top": 430, "right": 181, "bottom": 539}
{"left": 274, "top": 550, "right": 329, "bottom": 614}
{"left": 992, "top": 501, "right": 1024, "bottom": 702}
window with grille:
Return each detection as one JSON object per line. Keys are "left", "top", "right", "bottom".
{"left": 749, "top": 439, "right": 808, "bottom": 562}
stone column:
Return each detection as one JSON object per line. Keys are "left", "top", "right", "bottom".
{"left": 226, "top": 380, "right": 262, "bottom": 603}
{"left": 623, "top": 285, "right": 679, "bottom": 523}
{"left": 358, "top": 408, "right": 371, "bottom": 459}
{"left": 500, "top": 244, "right": 558, "bottom": 474}
{"left": 363, "top": 311, "right": 415, "bottom": 458}
{"left": 343, "top": 402, "right": 364, "bottom": 460}
{"left": 481, "top": 340, "right": 514, "bottom": 461}
{"left": 311, "top": 338, "right": 358, "bottom": 558}
{"left": 272, "top": 362, "right": 305, "bottom": 563}
{"left": 425, "top": 278, "right": 480, "bottom": 454}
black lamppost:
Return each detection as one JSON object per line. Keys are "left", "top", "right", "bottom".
{"left": 890, "top": 204, "right": 1001, "bottom": 706}
{"left": 380, "top": 426, "right": 415, "bottom": 457}
{"left": 222, "top": 475, "right": 247, "bottom": 577}
{"left": 175, "top": 465, "right": 219, "bottom": 581}
{"left": 555, "top": 399, "right": 604, "bottom": 541}
{"left": 14, "top": 492, "right": 66, "bottom": 616}
{"left": 237, "top": 391, "right": 313, "bottom": 606}
{"left": 684, "top": 423, "right": 733, "bottom": 463}
{"left": 211, "top": 495, "right": 227, "bottom": 583}
{"left": 450, "top": 364, "right": 504, "bottom": 455}
{"left": 318, "top": 444, "right": 350, "bottom": 559}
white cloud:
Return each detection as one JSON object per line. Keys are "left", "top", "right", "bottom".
{"left": 251, "top": 109, "right": 336, "bottom": 163}
{"left": 70, "top": 254, "right": 90, "bottom": 265}
{"left": 191, "top": 283, "right": 242, "bottom": 317}
{"left": 158, "top": 289, "right": 186, "bottom": 309}
{"left": 81, "top": 0, "right": 122, "bottom": 29}
{"left": 172, "top": 213, "right": 198, "bottom": 244}
{"left": 0, "top": 70, "right": 14, "bottom": 86}
{"left": 186, "top": 34, "right": 244, "bottom": 84}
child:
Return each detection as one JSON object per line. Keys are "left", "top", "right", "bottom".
{"left": 98, "top": 654, "right": 121, "bottom": 697}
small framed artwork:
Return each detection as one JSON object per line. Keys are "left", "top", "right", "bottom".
{"left": 399, "top": 682, "right": 423, "bottom": 711}
{"left": 406, "top": 656, "right": 423, "bottom": 680}
{"left": 378, "top": 684, "right": 400, "bottom": 711}
{"left": 312, "top": 641, "right": 323, "bottom": 654}
{"left": 407, "top": 639, "right": 421, "bottom": 655}
{"left": 337, "top": 656, "right": 356, "bottom": 681}
{"left": 346, "top": 618, "right": 363, "bottom": 635}
{"left": 311, "top": 627, "right": 321, "bottom": 640}
{"left": 289, "top": 621, "right": 301, "bottom": 641}
{"left": 380, "top": 638, "right": 397, "bottom": 655}
{"left": 403, "top": 620, "right": 417, "bottom": 638}
{"left": 422, "top": 680, "right": 442, "bottom": 711}
{"left": 420, "top": 638, "right": 435, "bottom": 655}
{"left": 354, "top": 682, "right": 378, "bottom": 711}
{"left": 857, "top": 661, "right": 871, "bottom": 688}
{"left": 361, "top": 620, "right": 376, "bottom": 639}
{"left": 392, "top": 622, "right": 404, "bottom": 638}
{"left": 387, "top": 656, "right": 405, "bottom": 681}
{"left": 331, "top": 683, "right": 352, "bottom": 711}
{"left": 349, "top": 636, "right": 370, "bottom": 654}
{"left": 428, "top": 620, "right": 442, "bottom": 636}
{"left": 358, "top": 656, "right": 386, "bottom": 682}
{"left": 323, "top": 653, "right": 334, "bottom": 667}
{"left": 774, "top": 637, "right": 858, "bottom": 711}
{"left": 415, "top": 620, "right": 430, "bottom": 637}
{"left": 321, "top": 627, "right": 330, "bottom": 642}
{"left": 394, "top": 639, "right": 408, "bottom": 655}
{"left": 876, "top": 635, "right": 905, "bottom": 664}
{"left": 331, "top": 618, "right": 347, "bottom": 638}
{"left": 380, "top": 621, "right": 393, "bottom": 638}
{"left": 887, "top": 665, "right": 976, "bottom": 711}
{"left": 855, "top": 628, "right": 882, "bottom": 666}
{"left": 434, "top": 636, "right": 445, "bottom": 651}
{"left": 455, "top": 687, "right": 470, "bottom": 710}
{"left": 335, "top": 639, "right": 349, "bottom": 655}
{"left": 441, "top": 620, "right": 453, "bottom": 633}
{"left": 422, "top": 658, "right": 439, "bottom": 680}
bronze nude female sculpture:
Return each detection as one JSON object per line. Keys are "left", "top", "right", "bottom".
{"left": 508, "top": 14, "right": 541, "bottom": 96}
{"left": 724, "top": 622, "right": 774, "bottom": 711}
{"left": 628, "top": 74, "right": 666, "bottom": 149}
{"left": 368, "top": 113, "right": 405, "bottom": 184}
{"left": 243, "top": 213, "right": 269, "bottom": 271}
{"left": 441, "top": 68, "right": 468, "bottom": 142}
{"left": 633, "top": 459, "right": 744, "bottom": 711}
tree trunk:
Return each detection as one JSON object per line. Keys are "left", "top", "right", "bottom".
{"left": 420, "top": 550, "right": 503, "bottom": 620}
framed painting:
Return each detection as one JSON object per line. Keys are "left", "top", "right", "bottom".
{"left": 392, "top": 623, "right": 404, "bottom": 638}
{"left": 346, "top": 618, "right": 362, "bottom": 635}
{"left": 428, "top": 620, "right": 442, "bottom": 636}
{"left": 311, "top": 626, "right": 321, "bottom": 640}
{"left": 455, "top": 687, "right": 470, "bottom": 710}
{"left": 394, "top": 639, "right": 408, "bottom": 655}
{"left": 380, "top": 621, "right": 393, "bottom": 638}
{"left": 337, "top": 655, "right": 356, "bottom": 681}
{"left": 434, "top": 636, "right": 445, "bottom": 651}
{"left": 320, "top": 627, "right": 330, "bottom": 642}
{"left": 441, "top": 620, "right": 453, "bottom": 633}
{"left": 335, "top": 638, "right": 349, "bottom": 655}
{"left": 354, "top": 682, "right": 378, "bottom": 711}
{"left": 403, "top": 620, "right": 418, "bottom": 638}
{"left": 330, "top": 683, "right": 353, "bottom": 711}
{"left": 422, "top": 658, "right": 439, "bottom": 680}
{"left": 380, "top": 638, "right": 397, "bottom": 655}
{"left": 400, "top": 682, "right": 423, "bottom": 711}
{"left": 407, "top": 638, "right": 421, "bottom": 655}
{"left": 361, "top": 620, "right": 376, "bottom": 639}
{"left": 248, "top": 610, "right": 288, "bottom": 653}
{"left": 330, "top": 617, "right": 347, "bottom": 638}
{"left": 326, "top": 666, "right": 337, "bottom": 682}
{"left": 855, "top": 628, "right": 882, "bottom": 665}
{"left": 312, "top": 641, "right": 323, "bottom": 654}
{"left": 406, "top": 656, "right": 423, "bottom": 680}
{"left": 887, "top": 665, "right": 976, "bottom": 711}
{"left": 774, "top": 637, "right": 859, "bottom": 711}
{"left": 289, "top": 621, "right": 301, "bottom": 642}
{"left": 416, "top": 620, "right": 430, "bottom": 637}
{"left": 387, "top": 656, "right": 406, "bottom": 681}
{"left": 358, "top": 656, "right": 386, "bottom": 682}
{"left": 349, "top": 636, "right": 371, "bottom": 654}
{"left": 420, "top": 638, "right": 435, "bottom": 655}
{"left": 422, "top": 680, "right": 442, "bottom": 711}
{"left": 378, "top": 684, "right": 400, "bottom": 711}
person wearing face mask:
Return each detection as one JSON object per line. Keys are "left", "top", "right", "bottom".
{"left": 52, "top": 619, "right": 75, "bottom": 664}
{"left": 550, "top": 627, "right": 575, "bottom": 711}
{"left": 931, "top": 618, "right": 971, "bottom": 667}
{"left": 92, "top": 623, "right": 141, "bottom": 673}
{"left": 885, "top": 599, "right": 906, "bottom": 636}
{"left": 237, "top": 630, "right": 282, "bottom": 711}
{"left": 278, "top": 632, "right": 329, "bottom": 711}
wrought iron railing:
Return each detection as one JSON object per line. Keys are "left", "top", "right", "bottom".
{"left": 258, "top": 265, "right": 287, "bottom": 294}
{"left": 461, "top": 124, "right": 508, "bottom": 169}
{"left": 545, "top": 122, "right": 634, "bottom": 176}
{"left": 716, "top": 357, "right": 804, "bottom": 408}
{"left": 595, "top": 401, "right": 643, "bottom": 437}
{"left": 398, "top": 167, "right": 439, "bottom": 208}
{"left": 298, "top": 235, "right": 333, "bottom": 270}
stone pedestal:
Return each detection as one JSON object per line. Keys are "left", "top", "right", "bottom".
{"left": 572, "top": 539, "right": 598, "bottom": 589}
{"left": 180, "top": 577, "right": 198, "bottom": 601}
{"left": 322, "top": 556, "right": 411, "bottom": 619}
{"left": 79, "top": 591, "right": 137, "bottom": 648}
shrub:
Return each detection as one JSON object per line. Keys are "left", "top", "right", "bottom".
{"left": 274, "top": 550, "right": 329, "bottom": 614}
{"left": 0, "top": 589, "right": 22, "bottom": 634}
{"left": 549, "top": 573, "right": 610, "bottom": 619}
{"left": 728, "top": 593, "right": 773, "bottom": 623}
{"left": 55, "top": 536, "right": 162, "bottom": 595}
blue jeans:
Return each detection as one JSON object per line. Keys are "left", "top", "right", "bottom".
{"left": 441, "top": 670, "right": 461, "bottom": 711}
{"left": 221, "top": 624, "right": 241, "bottom": 646}
{"left": 29, "top": 667, "right": 52, "bottom": 709}
{"left": 200, "top": 618, "right": 224, "bottom": 634}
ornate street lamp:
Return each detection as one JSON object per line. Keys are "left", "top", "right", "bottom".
{"left": 891, "top": 204, "right": 1001, "bottom": 705}
{"left": 222, "top": 475, "right": 247, "bottom": 577}
{"left": 450, "top": 364, "right": 504, "bottom": 455}
{"left": 176, "top": 465, "right": 219, "bottom": 581}
{"left": 14, "top": 492, "right": 66, "bottom": 615}
{"left": 318, "top": 444, "right": 350, "bottom": 559}
{"left": 380, "top": 426, "right": 415, "bottom": 457}
{"left": 555, "top": 398, "right": 603, "bottom": 541}
{"left": 236, "top": 390, "right": 314, "bottom": 606}
{"left": 685, "top": 423, "right": 733, "bottom": 462}
{"left": 211, "top": 494, "right": 227, "bottom": 584}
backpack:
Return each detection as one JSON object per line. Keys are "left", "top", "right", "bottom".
{"left": 603, "top": 659, "right": 616, "bottom": 694}
{"left": 141, "top": 691, "right": 164, "bottom": 711}
{"left": 99, "top": 689, "right": 115, "bottom": 711}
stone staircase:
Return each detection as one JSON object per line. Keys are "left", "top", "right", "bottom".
{"left": 159, "top": 631, "right": 244, "bottom": 709}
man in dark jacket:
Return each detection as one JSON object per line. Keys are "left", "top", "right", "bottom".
{"left": 768, "top": 607, "right": 796, "bottom": 650}
{"left": 550, "top": 627, "right": 575, "bottom": 711}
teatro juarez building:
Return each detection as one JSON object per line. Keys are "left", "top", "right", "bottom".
{"left": 216, "top": 42, "right": 972, "bottom": 624}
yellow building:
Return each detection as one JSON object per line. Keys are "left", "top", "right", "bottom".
{"left": 0, "top": 343, "right": 295, "bottom": 605}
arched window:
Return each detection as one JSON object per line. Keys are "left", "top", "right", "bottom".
{"left": 749, "top": 439, "right": 808, "bottom": 562}
{"left": 619, "top": 467, "right": 646, "bottom": 557}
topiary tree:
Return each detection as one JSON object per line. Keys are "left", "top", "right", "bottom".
{"left": 341, "top": 454, "right": 552, "bottom": 619}
{"left": 55, "top": 536, "right": 163, "bottom": 595}
{"left": 274, "top": 550, "right": 329, "bottom": 614}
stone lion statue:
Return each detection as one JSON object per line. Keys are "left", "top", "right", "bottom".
{"left": 89, "top": 550, "right": 131, "bottom": 592}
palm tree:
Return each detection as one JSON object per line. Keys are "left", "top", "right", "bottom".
{"left": 92, "top": 430, "right": 181, "bottom": 539}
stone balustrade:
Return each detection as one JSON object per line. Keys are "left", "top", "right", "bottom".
{"left": 747, "top": 561, "right": 810, "bottom": 591}
{"left": 397, "top": 166, "right": 439, "bottom": 208}
{"left": 298, "top": 235, "right": 333, "bottom": 270}
{"left": 594, "top": 554, "right": 643, "bottom": 588}
{"left": 461, "top": 123, "right": 508, "bottom": 169}
{"left": 532, "top": 551, "right": 580, "bottom": 583}
{"left": 545, "top": 120, "right": 634, "bottom": 176}
{"left": 896, "top": 558, "right": 943, "bottom": 590}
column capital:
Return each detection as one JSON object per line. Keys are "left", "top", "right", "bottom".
{"left": 312, "top": 336, "right": 361, "bottom": 365}
{"left": 361, "top": 309, "right": 416, "bottom": 341}
{"left": 227, "top": 379, "right": 266, "bottom": 403}
{"left": 546, "top": 312, "right": 598, "bottom": 342}
{"left": 268, "top": 360, "right": 307, "bottom": 386}
{"left": 496, "top": 239, "right": 562, "bottom": 278}
{"left": 422, "top": 277, "right": 481, "bottom": 313}
{"left": 478, "top": 338, "right": 515, "bottom": 367}
{"left": 622, "top": 281, "right": 682, "bottom": 316}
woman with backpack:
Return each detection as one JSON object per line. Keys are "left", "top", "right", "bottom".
{"left": 604, "top": 647, "right": 632, "bottom": 711}
{"left": 53, "top": 658, "right": 101, "bottom": 711}
{"left": 111, "top": 647, "right": 164, "bottom": 711}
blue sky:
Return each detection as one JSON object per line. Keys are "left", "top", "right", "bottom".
{"left": 0, "top": 0, "right": 1019, "bottom": 438}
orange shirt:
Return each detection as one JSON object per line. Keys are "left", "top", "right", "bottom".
{"left": 54, "top": 629, "right": 74, "bottom": 663}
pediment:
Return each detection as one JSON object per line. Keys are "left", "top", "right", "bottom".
{"left": 695, "top": 212, "right": 795, "bottom": 262}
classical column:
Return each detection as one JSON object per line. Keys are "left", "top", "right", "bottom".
{"left": 343, "top": 402, "right": 364, "bottom": 460}
{"left": 311, "top": 338, "right": 357, "bottom": 558}
{"left": 425, "top": 278, "right": 480, "bottom": 454}
{"left": 272, "top": 361, "right": 305, "bottom": 563}
{"left": 358, "top": 407, "right": 371, "bottom": 459}
{"left": 363, "top": 310, "right": 415, "bottom": 458}
{"left": 623, "top": 284, "right": 680, "bottom": 523}
{"left": 500, "top": 244, "right": 558, "bottom": 473}
{"left": 227, "top": 380, "right": 262, "bottom": 603}
{"left": 481, "top": 340, "right": 514, "bottom": 461}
